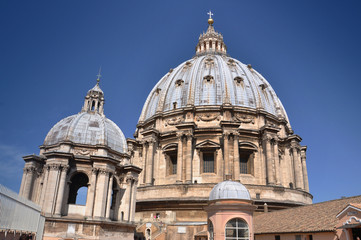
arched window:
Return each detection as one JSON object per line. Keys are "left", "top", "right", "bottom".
{"left": 91, "top": 101, "right": 95, "bottom": 111}
{"left": 163, "top": 144, "right": 178, "bottom": 176}
{"left": 68, "top": 172, "right": 89, "bottom": 205}
{"left": 110, "top": 178, "right": 118, "bottom": 210}
{"left": 225, "top": 218, "right": 249, "bottom": 240}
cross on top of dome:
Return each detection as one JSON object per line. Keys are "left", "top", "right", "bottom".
{"left": 82, "top": 70, "right": 105, "bottom": 115}
{"left": 96, "top": 67, "right": 102, "bottom": 85}
{"left": 196, "top": 11, "right": 227, "bottom": 55}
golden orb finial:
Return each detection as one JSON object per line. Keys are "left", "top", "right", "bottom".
{"left": 207, "top": 10, "right": 214, "bottom": 25}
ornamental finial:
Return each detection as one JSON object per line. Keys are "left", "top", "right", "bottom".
{"left": 207, "top": 10, "right": 214, "bottom": 25}
{"left": 96, "top": 67, "right": 102, "bottom": 85}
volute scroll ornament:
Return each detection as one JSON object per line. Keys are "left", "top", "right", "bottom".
{"left": 165, "top": 117, "right": 184, "bottom": 126}
{"left": 24, "top": 166, "right": 37, "bottom": 173}
{"left": 233, "top": 114, "right": 255, "bottom": 124}
{"left": 196, "top": 113, "right": 220, "bottom": 122}
{"left": 98, "top": 168, "right": 113, "bottom": 176}
{"left": 74, "top": 148, "right": 95, "bottom": 156}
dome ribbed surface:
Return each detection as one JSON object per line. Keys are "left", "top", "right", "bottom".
{"left": 139, "top": 55, "right": 290, "bottom": 125}
{"left": 44, "top": 112, "right": 127, "bottom": 153}
{"left": 209, "top": 180, "right": 251, "bottom": 201}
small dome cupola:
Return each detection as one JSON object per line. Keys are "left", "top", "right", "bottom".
{"left": 196, "top": 11, "right": 227, "bottom": 55}
{"left": 82, "top": 71, "right": 105, "bottom": 115}
{"left": 209, "top": 180, "right": 251, "bottom": 201}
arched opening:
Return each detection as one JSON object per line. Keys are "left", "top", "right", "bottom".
{"left": 68, "top": 172, "right": 89, "bottom": 205}
{"left": 91, "top": 101, "right": 95, "bottom": 111}
{"left": 97, "top": 102, "right": 100, "bottom": 112}
{"left": 225, "top": 218, "right": 249, "bottom": 240}
{"left": 111, "top": 178, "right": 118, "bottom": 210}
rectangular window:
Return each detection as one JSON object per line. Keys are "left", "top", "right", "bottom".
{"left": 275, "top": 235, "right": 280, "bottom": 240}
{"left": 295, "top": 235, "right": 301, "bottom": 240}
{"left": 203, "top": 152, "right": 214, "bottom": 173}
{"left": 169, "top": 153, "right": 177, "bottom": 175}
{"left": 308, "top": 235, "right": 313, "bottom": 240}
{"left": 239, "top": 152, "right": 250, "bottom": 174}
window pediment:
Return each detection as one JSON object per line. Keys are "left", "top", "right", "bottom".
{"left": 162, "top": 143, "right": 178, "bottom": 152}
{"left": 196, "top": 140, "right": 220, "bottom": 149}
{"left": 239, "top": 142, "right": 258, "bottom": 151}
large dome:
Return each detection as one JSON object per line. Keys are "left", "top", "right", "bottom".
{"left": 139, "top": 27, "right": 290, "bottom": 127}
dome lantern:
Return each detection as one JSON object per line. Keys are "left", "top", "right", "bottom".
{"left": 44, "top": 72, "right": 127, "bottom": 154}
{"left": 81, "top": 69, "right": 105, "bottom": 115}
{"left": 196, "top": 11, "right": 227, "bottom": 55}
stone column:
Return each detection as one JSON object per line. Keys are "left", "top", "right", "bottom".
{"left": 141, "top": 142, "right": 147, "bottom": 185}
{"left": 43, "top": 164, "right": 61, "bottom": 214}
{"left": 301, "top": 148, "right": 309, "bottom": 191}
{"left": 93, "top": 168, "right": 110, "bottom": 218}
{"left": 273, "top": 140, "right": 281, "bottom": 186}
{"left": 223, "top": 132, "right": 229, "bottom": 179}
{"left": 85, "top": 168, "right": 97, "bottom": 218}
{"left": 39, "top": 165, "right": 50, "bottom": 208}
{"left": 233, "top": 133, "right": 240, "bottom": 180}
{"left": 229, "top": 135, "right": 234, "bottom": 179}
{"left": 185, "top": 133, "right": 193, "bottom": 184}
{"left": 19, "top": 168, "right": 27, "bottom": 196}
{"left": 145, "top": 139, "right": 155, "bottom": 186}
{"left": 176, "top": 132, "right": 183, "bottom": 183}
{"left": 123, "top": 175, "right": 133, "bottom": 221}
{"left": 129, "top": 177, "right": 138, "bottom": 221}
{"left": 105, "top": 174, "right": 114, "bottom": 219}
{"left": 23, "top": 167, "right": 35, "bottom": 200}
{"left": 265, "top": 136, "right": 275, "bottom": 185}
{"left": 54, "top": 165, "right": 68, "bottom": 216}
{"left": 292, "top": 147, "right": 303, "bottom": 189}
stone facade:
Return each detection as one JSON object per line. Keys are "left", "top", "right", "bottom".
{"left": 19, "top": 80, "right": 141, "bottom": 240}
{"left": 131, "top": 15, "right": 312, "bottom": 239}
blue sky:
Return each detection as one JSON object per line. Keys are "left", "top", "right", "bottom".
{"left": 0, "top": 0, "right": 360, "bottom": 203}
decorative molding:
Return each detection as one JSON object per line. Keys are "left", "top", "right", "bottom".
{"left": 203, "top": 75, "right": 214, "bottom": 84}
{"left": 144, "top": 123, "right": 155, "bottom": 130}
{"left": 344, "top": 216, "right": 361, "bottom": 225}
{"left": 24, "top": 166, "right": 36, "bottom": 173}
{"left": 98, "top": 168, "right": 113, "bottom": 175}
{"left": 196, "top": 113, "right": 220, "bottom": 122}
{"left": 74, "top": 148, "right": 95, "bottom": 156}
{"left": 233, "top": 114, "right": 255, "bottom": 124}
{"left": 205, "top": 58, "right": 214, "bottom": 68}
{"left": 48, "top": 163, "right": 61, "bottom": 171}
{"left": 165, "top": 117, "right": 184, "bottom": 126}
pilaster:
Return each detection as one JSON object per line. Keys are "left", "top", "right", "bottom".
{"left": 185, "top": 132, "right": 193, "bottom": 184}
{"left": 176, "top": 132, "right": 183, "bottom": 183}
{"left": 54, "top": 165, "right": 69, "bottom": 216}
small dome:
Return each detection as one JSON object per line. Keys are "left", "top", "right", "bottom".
{"left": 209, "top": 181, "right": 251, "bottom": 201}
{"left": 44, "top": 112, "right": 127, "bottom": 154}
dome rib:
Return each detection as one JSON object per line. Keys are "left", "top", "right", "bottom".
{"left": 139, "top": 55, "right": 290, "bottom": 125}
{"left": 44, "top": 112, "right": 127, "bottom": 154}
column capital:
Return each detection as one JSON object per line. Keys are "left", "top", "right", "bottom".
{"left": 185, "top": 131, "right": 193, "bottom": 139}
{"left": 24, "top": 166, "right": 36, "bottom": 173}
{"left": 98, "top": 168, "right": 114, "bottom": 176}
{"left": 48, "top": 163, "right": 61, "bottom": 171}
{"left": 146, "top": 138, "right": 156, "bottom": 144}
{"left": 176, "top": 131, "right": 184, "bottom": 139}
